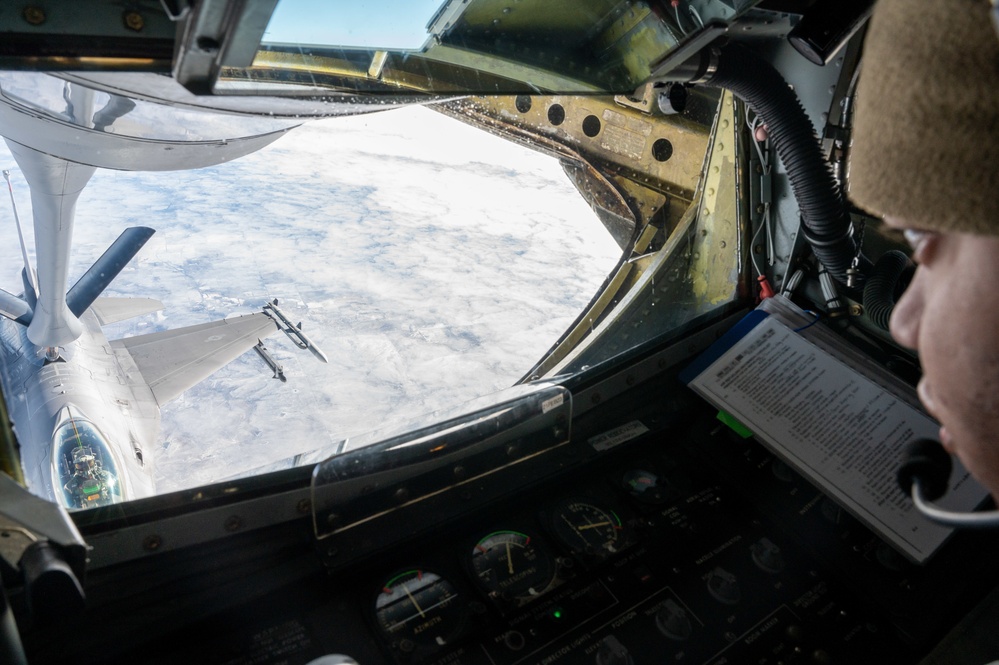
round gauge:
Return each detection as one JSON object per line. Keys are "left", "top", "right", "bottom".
{"left": 374, "top": 569, "right": 464, "bottom": 648}
{"left": 471, "top": 531, "right": 555, "bottom": 602}
{"left": 550, "top": 500, "right": 625, "bottom": 559}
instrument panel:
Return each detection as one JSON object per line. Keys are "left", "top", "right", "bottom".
{"left": 337, "top": 425, "right": 912, "bottom": 665}
{"left": 365, "top": 482, "right": 641, "bottom": 662}
{"left": 20, "top": 398, "right": 999, "bottom": 665}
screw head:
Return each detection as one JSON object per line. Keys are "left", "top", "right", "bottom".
{"left": 23, "top": 7, "right": 46, "bottom": 25}
{"left": 123, "top": 11, "right": 144, "bottom": 31}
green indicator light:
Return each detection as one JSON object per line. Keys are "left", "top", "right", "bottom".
{"left": 553, "top": 609, "right": 563, "bottom": 619}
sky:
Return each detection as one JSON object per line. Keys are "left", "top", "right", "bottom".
{"left": 263, "top": 0, "right": 444, "bottom": 49}
{"left": 0, "top": 104, "right": 621, "bottom": 494}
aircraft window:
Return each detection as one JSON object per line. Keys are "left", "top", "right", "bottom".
{"left": 52, "top": 418, "right": 125, "bottom": 511}
{"left": 0, "top": 103, "right": 621, "bottom": 499}
{"left": 223, "top": 0, "right": 763, "bottom": 97}
{"left": 0, "top": 74, "right": 741, "bottom": 509}
{"left": 264, "top": 0, "right": 446, "bottom": 51}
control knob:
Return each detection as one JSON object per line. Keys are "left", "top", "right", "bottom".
{"left": 655, "top": 599, "right": 693, "bottom": 641}
{"left": 751, "top": 538, "right": 785, "bottom": 573}
{"left": 595, "top": 635, "right": 634, "bottom": 665}
{"left": 706, "top": 567, "right": 741, "bottom": 604}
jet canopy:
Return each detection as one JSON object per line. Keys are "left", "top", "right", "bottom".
{"left": 51, "top": 411, "right": 124, "bottom": 511}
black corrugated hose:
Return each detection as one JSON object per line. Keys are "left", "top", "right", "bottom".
{"left": 700, "top": 41, "right": 872, "bottom": 288}
{"left": 863, "top": 249, "right": 914, "bottom": 331}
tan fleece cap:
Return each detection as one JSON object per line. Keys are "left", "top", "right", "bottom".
{"left": 849, "top": 0, "right": 999, "bottom": 234}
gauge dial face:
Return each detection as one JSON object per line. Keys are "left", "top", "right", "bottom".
{"left": 550, "top": 500, "right": 624, "bottom": 559}
{"left": 471, "top": 531, "right": 555, "bottom": 602}
{"left": 374, "top": 569, "right": 463, "bottom": 647}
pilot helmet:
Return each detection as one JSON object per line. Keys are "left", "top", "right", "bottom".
{"left": 72, "top": 448, "right": 96, "bottom": 472}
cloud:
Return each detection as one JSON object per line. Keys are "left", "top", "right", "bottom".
{"left": 0, "top": 104, "right": 620, "bottom": 493}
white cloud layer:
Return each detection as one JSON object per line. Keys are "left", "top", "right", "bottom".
{"left": 0, "top": 104, "right": 620, "bottom": 493}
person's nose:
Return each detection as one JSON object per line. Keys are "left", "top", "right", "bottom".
{"left": 889, "top": 266, "right": 925, "bottom": 351}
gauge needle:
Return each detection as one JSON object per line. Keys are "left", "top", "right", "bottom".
{"left": 506, "top": 542, "right": 514, "bottom": 575}
{"left": 404, "top": 585, "right": 426, "bottom": 618}
{"left": 563, "top": 514, "right": 591, "bottom": 545}
{"left": 578, "top": 521, "right": 611, "bottom": 530}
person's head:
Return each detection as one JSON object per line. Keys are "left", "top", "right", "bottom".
{"left": 849, "top": 0, "right": 999, "bottom": 498}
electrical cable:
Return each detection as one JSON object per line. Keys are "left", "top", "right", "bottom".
{"left": 898, "top": 439, "right": 999, "bottom": 528}
{"left": 688, "top": 5, "right": 705, "bottom": 28}
{"left": 698, "top": 42, "right": 872, "bottom": 287}
{"left": 782, "top": 269, "right": 804, "bottom": 297}
{"left": 746, "top": 108, "right": 777, "bottom": 298}
{"left": 793, "top": 310, "right": 821, "bottom": 332}
{"left": 671, "top": 0, "right": 687, "bottom": 35}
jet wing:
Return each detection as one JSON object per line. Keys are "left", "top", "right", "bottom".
{"left": 110, "top": 312, "right": 280, "bottom": 405}
{"left": 91, "top": 297, "right": 164, "bottom": 326}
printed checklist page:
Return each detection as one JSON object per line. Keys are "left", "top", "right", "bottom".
{"left": 683, "top": 301, "right": 988, "bottom": 564}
